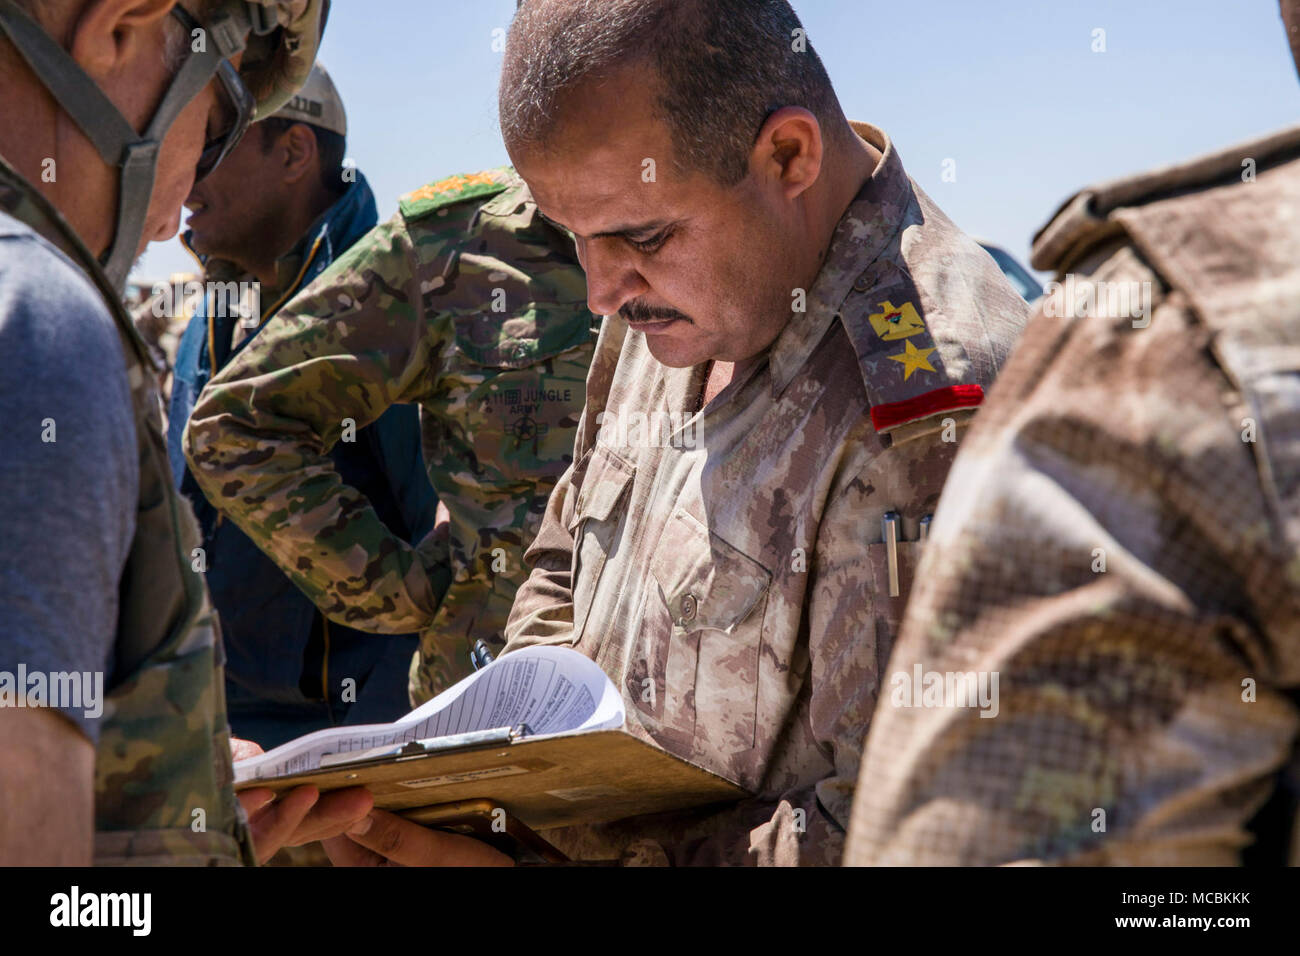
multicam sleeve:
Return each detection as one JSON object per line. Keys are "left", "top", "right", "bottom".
{"left": 502, "top": 310, "right": 628, "bottom": 651}
{"left": 184, "top": 214, "right": 449, "bottom": 634}
{"left": 497, "top": 457, "right": 581, "bottom": 649}
{"left": 845, "top": 282, "right": 1300, "bottom": 866}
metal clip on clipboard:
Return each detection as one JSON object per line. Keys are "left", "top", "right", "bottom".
{"left": 317, "top": 723, "right": 533, "bottom": 770}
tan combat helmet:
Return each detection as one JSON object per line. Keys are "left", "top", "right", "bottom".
{"left": 0, "top": 0, "right": 331, "bottom": 288}
{"left": 270, "top": 62, "right": 347, "bottom": 137}
{"left": 242, "top": 0, "right": 332, "bottom": 119}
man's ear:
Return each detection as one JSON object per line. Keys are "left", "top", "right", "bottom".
{"left": 749, "top": 106, "right": 824, "bottom": 201}
{"left": 279, "top": 123, "right": 319, "bottom": 185}
{"left": 69, "top": 0, "right": 176, "bottom": 79}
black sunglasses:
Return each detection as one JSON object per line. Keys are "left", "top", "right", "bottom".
{"left": 170, "top": 5, "right": 256, "bottom": 182}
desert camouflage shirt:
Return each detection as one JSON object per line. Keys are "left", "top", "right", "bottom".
{"left": 847, "top": 126, "right": 1300, "bottom": 866}
{"left": 186, "top": 168, "right": 597, "bottom": 702}
{"left": 502, "top": 123, "right": 1029, "bottom": 865}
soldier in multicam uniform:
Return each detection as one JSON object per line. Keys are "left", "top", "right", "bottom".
{"left": 0, "top": 0, "right": 369, "bottom": 865}
{"left": 846, "top": 0, "right": 1300, "bottom": 868}
{"left": 167, "top": 63, "right": 441, "bottom": 749}
{"left": 184, "top": 166, "right": 597, "bottom": 704}
{"left": 322, "top": 0, "right": 1027, "bottom": 868}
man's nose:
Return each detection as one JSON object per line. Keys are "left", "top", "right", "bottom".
{"left": 579, "top": 237, "right": 647, "bottom": 317}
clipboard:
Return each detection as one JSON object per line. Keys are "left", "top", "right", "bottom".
{"left": 235, "top": 724, "right": 748, "bottom": 832}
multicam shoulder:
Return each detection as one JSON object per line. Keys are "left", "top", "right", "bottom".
{"left": 398, "top": 167, "right": 517, "bottom": 222}
{"left": 401, "top": 167, "right": 597, "bottom": 697}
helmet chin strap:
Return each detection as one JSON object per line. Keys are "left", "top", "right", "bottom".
{"left": 0, "top": 1, "right": 250, "bottom": 290}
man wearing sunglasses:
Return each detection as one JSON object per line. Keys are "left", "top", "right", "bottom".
{"left": 0, "top": 0, "right": 371, "bottom": 865}
{"left": 168, "top": 64, "right": 439, "bottom": 751}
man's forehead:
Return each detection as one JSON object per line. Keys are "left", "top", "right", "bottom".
{"left": 508, "top": 65, "right": 687, "bottom": 217}
{"left": 518, "top": 139, "right": 691, "bottom": 237}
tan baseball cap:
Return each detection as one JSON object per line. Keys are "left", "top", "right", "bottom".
{"left": 270, "top": 62, "right": 346, "bottom": 136}
{"left": 240, "top": 0, "right": 332, "bottom": 119}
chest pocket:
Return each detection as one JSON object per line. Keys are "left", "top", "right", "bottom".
{"left": 566, "top": 443, "right": 636, "bottom": 644}
{"left": 445, "top": 307, "right": 594, "bottom": 476}
{"left": 636, "top": 507, "right": 772, "bottom": 757}
{"left": 452, "top": 307, "right": 593, "bottom": 369}
{"left": 865, "top": 540, "right": 924, "bottom": 684}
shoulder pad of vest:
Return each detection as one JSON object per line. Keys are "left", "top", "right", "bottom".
{"left": 398, "top": 167, "right": 514, "bottom": 221}
{"left": 1032, "top": 125, "right": 1300, "bottom": 273}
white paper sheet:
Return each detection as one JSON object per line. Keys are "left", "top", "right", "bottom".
{"left": 234, "top": 645, "right": 624, "bottom": 783}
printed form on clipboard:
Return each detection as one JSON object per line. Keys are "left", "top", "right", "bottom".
{"left": 232, "top": 646, "right": 747, "bottom": 831}
{"left": 234, "top": 645, "right": 623, "bottom": 782}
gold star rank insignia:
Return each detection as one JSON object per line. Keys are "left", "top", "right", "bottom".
{"left": 888, "top": 339, "right": 938, "bottom": 380}
{"left": 868, "top": 300, "right": 927, "bottom": 340}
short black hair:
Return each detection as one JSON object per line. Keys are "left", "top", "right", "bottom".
{"left": 500, "top": 0, "right": 844, "bottom": 186}
{"left": 259, "top": 118, "right": 348, "bottom": 196}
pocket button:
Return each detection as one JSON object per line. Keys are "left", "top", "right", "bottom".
{"left": 678, "top": 593, "right": 698, "bottom": 625}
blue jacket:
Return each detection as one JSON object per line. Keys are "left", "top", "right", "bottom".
{"left": 169, "top": 172, "right": 437, "bottom": 748}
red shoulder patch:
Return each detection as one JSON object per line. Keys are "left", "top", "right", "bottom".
{"left": 870, "top": 384, "right": 985, "bottom": 432}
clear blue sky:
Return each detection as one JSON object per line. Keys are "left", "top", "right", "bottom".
{"left": 134, "top": 0, "right": 1300, "bottom": 280}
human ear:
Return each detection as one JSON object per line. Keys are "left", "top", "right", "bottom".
{"left": 280, "top": 122, "right": 318, "bottom": 185}
{"left": 749, "top": 106, "right": 824, "bottom": 201}
{"left": 69, "top": 0, "right": 175, "bottom": 80}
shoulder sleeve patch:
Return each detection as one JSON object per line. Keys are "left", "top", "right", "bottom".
{"left": 399, "top": 168, "right": 512, "bottom": 221}
{"left": 848, "top": 286, "right": 987, "bottom": 432}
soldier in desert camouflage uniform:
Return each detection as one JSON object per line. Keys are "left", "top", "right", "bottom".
{"left": 185, "top": 166, "right": 597, "bottom": 702}
{"left": 322, "top": 0, "right": 1027, "bottom": 868}
{"left": 846, "top": 0, "right": 1300, "bottom": 868}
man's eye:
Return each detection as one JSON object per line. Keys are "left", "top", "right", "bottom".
{"left": 627, "top": 230, "right": 670, "bottom": 254}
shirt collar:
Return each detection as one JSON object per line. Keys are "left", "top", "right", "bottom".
{"left": 767, "top": 122, "right": 913, "bottom": 396}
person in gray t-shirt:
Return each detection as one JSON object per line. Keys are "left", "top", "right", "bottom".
{"left": 0, "top": 213, "right": 136, "bottom": 742}
{"left": 0, "top": 0, "right": 366, "bottom": 865}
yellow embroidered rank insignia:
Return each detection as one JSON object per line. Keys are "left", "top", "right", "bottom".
{"left": 868, "top": 300, "right": 927, "bottom": 341}
{"left": 404, "top": 171, "right": 500, "bottom": 205}
{"left": 888, "top": 339, "right": 938, "bottom": 380}
{"left": 399, "top": 169, "right": 509, "bottom": 221}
